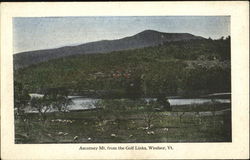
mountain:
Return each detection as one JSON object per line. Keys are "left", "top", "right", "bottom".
{"left": 13, "top": 30, "right": 205, "bottom": 69}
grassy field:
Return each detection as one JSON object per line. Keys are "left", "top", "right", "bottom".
{"left": 15, "top": 100, "right": 231, "bottom": 143}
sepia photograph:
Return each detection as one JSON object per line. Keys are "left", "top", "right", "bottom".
{"left": 13, "top": 16, "right": 231, "bottom": 144}
{"left": 1, "top": 2, "right": 249, "bottom": 159}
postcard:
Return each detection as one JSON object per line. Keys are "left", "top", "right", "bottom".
{"left": 1, "top": 2, "right": 249, "bottom": 159}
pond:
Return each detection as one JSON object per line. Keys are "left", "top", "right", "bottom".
{"left": 67, "top": 98, "right": 231, "bottom": 111}
{"left": 26, "top": 94, "right": 231, "bottom": 113}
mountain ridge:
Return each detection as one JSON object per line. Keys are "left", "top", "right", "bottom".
{"left": 14, "top": 30, "right": 205, "bottom": 69}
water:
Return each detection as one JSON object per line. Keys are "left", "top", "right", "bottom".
{"left": 68, "top": 98, "right": 98, "bottom": 110}
{"left": 67, "top": 98, "right": 230, "bottom": 111}
{"left": 28, "top": 93, "right": 231, "bottom": 112}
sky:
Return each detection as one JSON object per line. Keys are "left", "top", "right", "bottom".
{"left": 13, "top": 16, "right": 230, "bottom": 53}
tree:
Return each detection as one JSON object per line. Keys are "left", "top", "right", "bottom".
{"left": 210, "top": 99, "right": 218, "bottom": 129}
{"left": 91, "top": 100, "right": 105, "bottom": 121}
{"left": 219, "top": 36, "right": 224, "bottom": 40}
{"left": 141, "top": 100, "right": 160, "bottom": 129}
{"left": 52, "top": 93, "right": 72, "bottom": 113}
{"left": 30, "top": 95, "right": 53, "bottom": 121}
{"left": 156, "top": 96, "right": 172, "bottom": 111}
{"left": 192, "top": 104, "right": 202, "bottom": 124}
{"left": 14, "top": 81, "right": 30, "bottom": 117}
{"left": 57, "top": 96, "right": 72, "bottom": 113}
{"left": 125, "top": 76, "right": 143, "bottom": 99}
{"left": 101, "top": 99, "right": 128, "bottom": 130}
{"left": 177, "top": 111, "right": 185, "bottom": 124}
{"left": 44, "top": 88, "right": 72, "bottom": 114}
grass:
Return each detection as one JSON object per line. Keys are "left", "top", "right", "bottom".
{"left": 15, "top": 102, "right": 231, "bottom": 143}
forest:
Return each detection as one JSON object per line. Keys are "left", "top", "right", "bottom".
{"left": 14, "top": 37, "right": 231, "bottom": 98}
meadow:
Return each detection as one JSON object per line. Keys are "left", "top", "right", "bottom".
{"left": 15, "top": 100, "right": 231, "bottom": 143}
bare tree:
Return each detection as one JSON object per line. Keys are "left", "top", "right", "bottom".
{"left": 44, "top": 88, "right": 72, "bottom": 114}
{"left": 53, "top": 95, "right": 72, "bottom": 114}
{"left": 192, "top": 104, "right": 201, "bottom": 125}
{"left": 211, "top": 99, "right": 218, "bottom": 129}
{"left": 141, "top": 100, "right": 160, "bottom": 129}
{"left": 30, "top": 96, "right": 52, "bottom": 121}
{"left": 178, "top": 112, "right": 185, "bottom": 124}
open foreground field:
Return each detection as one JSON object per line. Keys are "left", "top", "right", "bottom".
{"left": 15, "top": 101, "right": 231, "bottom": 143}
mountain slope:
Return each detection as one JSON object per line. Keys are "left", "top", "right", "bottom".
{"left": 14, "top": 38, "right": 231, "bottom": 97}
{"left": 14, "top": 30, "right": 205, "bottom": 69}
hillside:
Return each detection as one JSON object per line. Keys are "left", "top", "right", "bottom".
{"left": 14, "top": 37, "right": 231, "bottom": 98}
{"left": 13, "top": 30, "right": 205, "bottom": 69}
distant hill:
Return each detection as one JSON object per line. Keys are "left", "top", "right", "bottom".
{"left": 13, "top": 30, "right": 205, "bottom": 69}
